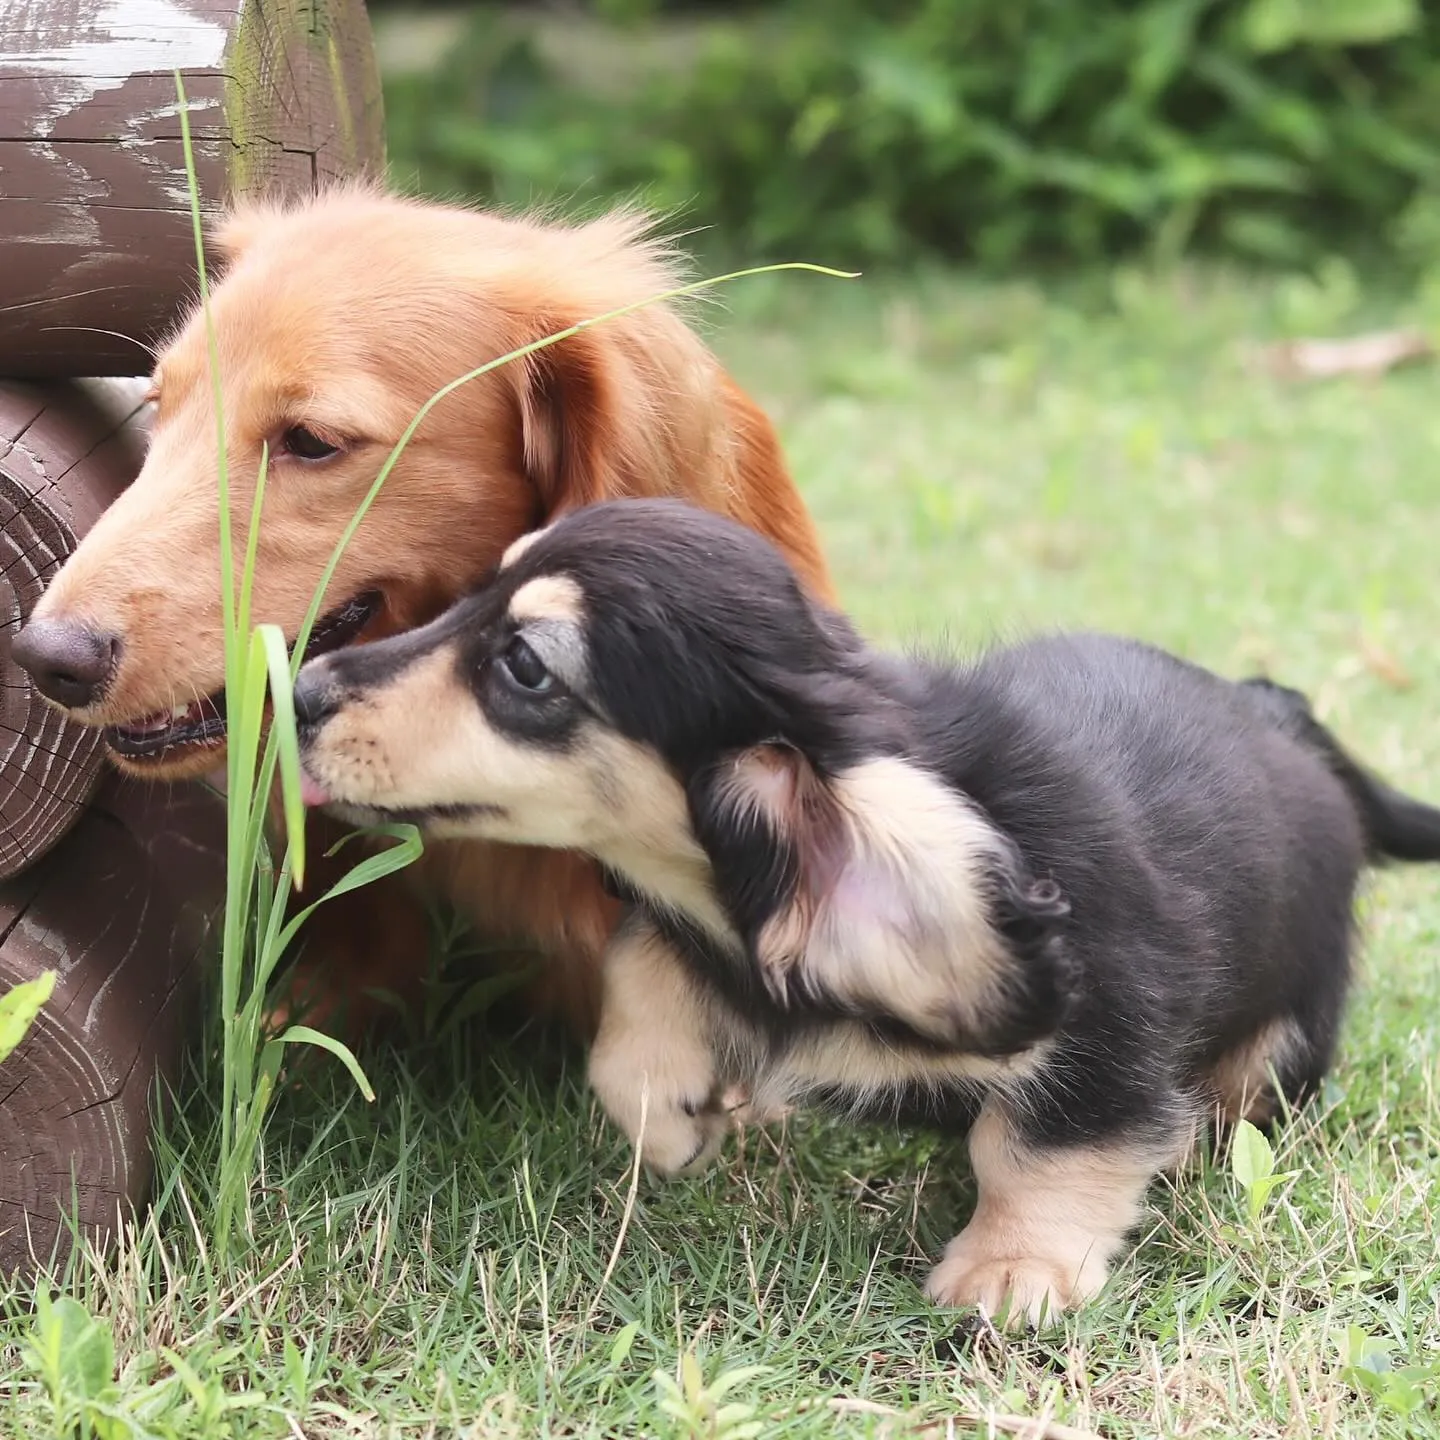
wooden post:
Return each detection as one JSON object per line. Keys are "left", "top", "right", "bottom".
{"left": 0, "top": 0, "right": 388, "bottom": 1276}
{"left": 0, "top": 773, "right": 225, "bottom": 1274}
{"left": 0, "top": 0, "right": 386, "bottom": 377}
{"left": 0, "top": 378, "right": 150, "bottom": 878}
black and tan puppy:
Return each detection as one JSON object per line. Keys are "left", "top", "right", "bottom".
{"left": 293, "top": 498, "right": 1440, "bottom": 1325}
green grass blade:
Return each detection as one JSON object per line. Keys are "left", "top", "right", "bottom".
{"left": 215, "top": 1065, "right": 275, "bottom": 1242}
{"left": 318, "top": 824, "right": 425, "bottom": 895}
{"left": 177, "top": 68, "right": 245, "bottom": 1187}
{"left": 242, "top": 718, "right": 289, "bottom": 902}
{"left": 229, "top": 630, "right": 270, "bottom": 807}
{"left": 237, "top": 442, "right": 270, "bottom": 649}
{"left": 174, "top": 71, "right": 239, "bottom": 735}
{"left": 271, "top": 824, "right": 423, "bottom": 957}
{"left": 258, "top": 624, "right": 306, "bottom": 889}
{"left": 251, "top": 852, "right": 297, "bottom": 997}
{"left": 271, "top": 1026, "right": 376, "bottom": 1102}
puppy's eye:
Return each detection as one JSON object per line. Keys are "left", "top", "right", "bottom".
{"left": 499, "top": 635, "right": 554, "bottom": 694}
{"left": 281, "top": 425, "right": 341, "bottom": 461}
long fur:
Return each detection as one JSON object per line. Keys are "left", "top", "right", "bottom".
{"left": 292, "top": 497, "right": 1440, "bottom": 1324}
{"left": 17, "top": 186, "right": 833, "bottom": 1037}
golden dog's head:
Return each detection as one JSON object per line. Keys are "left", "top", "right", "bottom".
{"left": 13, "top": 185, "right": 818, "bottom": 779}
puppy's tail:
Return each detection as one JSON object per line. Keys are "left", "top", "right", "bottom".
{"left": 1241, "top": 676, "right": 1440, "bottom": 864}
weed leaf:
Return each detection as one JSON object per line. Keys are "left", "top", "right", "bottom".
{"left": 1231, "top": 1118, "right": 1274, "bottom": 1189}
{"left": 0, "top": 970, "right": 55, "bottom": 1064}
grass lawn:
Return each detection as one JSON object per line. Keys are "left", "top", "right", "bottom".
{"left": 3, "top": 263, "right": 1439, "bottom": 1437}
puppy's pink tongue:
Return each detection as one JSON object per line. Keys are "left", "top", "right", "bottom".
{"left": 299, "top": 771, "right": 331, "bottom": 808}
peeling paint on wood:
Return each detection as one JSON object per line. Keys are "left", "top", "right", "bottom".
{"left": 0, "top": 0, "right": 385, "bottom": 377}
{"left": 0, "top": 0, "right": 229, "bottom": 73}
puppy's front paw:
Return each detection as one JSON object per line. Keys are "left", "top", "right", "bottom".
{"left": 720, "top": 1082, "right": 793, "bottom": 1129}
{"left": 588, "top": 1039, "right": 728, "bottom": 1175}
{"left": 923, "top": 1227, "right": 1108, "bottom": 1329}
{"left": 661, "top": 1093, "right": 730, "bottom": 1175}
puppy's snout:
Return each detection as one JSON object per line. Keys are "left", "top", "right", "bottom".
{"left": 10, "top": 618, "right": 120, "bottom": 710}
{"left": 292, "top": 665, "right": 342, "bottom": 732}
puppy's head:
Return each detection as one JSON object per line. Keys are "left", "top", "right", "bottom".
{"left": 13, "top": 187, "right": 768, "bottom": 780}
{"left": 294, "top": 498, "right": 865, "bottom": 856}
{"left": 297, "top": 498, "right": 1074, "bottom": 1047}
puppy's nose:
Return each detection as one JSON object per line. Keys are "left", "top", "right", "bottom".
{"left": 292, "top": 667, "right": 340, "bottom": 730}
{"left": 9, "top": 619, "right": 119, "bottom": 709}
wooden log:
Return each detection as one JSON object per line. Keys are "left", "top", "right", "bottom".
{"left": 0, "top": 378, "right": 152, "bottom": 879}
{"left": 0, "top": 0, "right": 386, "bottom": 378}
{"left": 0, "top": 771, "right": 226, "bottom": 1275}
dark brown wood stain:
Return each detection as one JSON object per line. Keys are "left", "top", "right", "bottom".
{"left": 0, "top": 773, "right": 226, "bottom": 1274}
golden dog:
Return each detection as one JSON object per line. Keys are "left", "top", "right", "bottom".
{"left": 13, "top": 184, "right": 833, "bottom": 1035}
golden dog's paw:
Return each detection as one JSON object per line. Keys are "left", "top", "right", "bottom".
{"left": 923, "top": 1230, "right": 1108, "bottom": 1329}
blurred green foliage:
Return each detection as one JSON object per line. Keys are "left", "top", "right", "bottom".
{"left": 383, "top": 0, "right": 1440, "bottom": 268}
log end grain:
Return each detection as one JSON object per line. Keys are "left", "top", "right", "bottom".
{"left": 0, "top": 775, "right": 226, "bottom": 1276}
{"left": 0, "top": 380, "right": 151, "bottom": 880}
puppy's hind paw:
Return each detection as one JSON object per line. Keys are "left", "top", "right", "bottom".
{"left": 925, "top": 1254, "right": 1070, "bottom": 1331}
{"left": 720, "top": 1082, "right": 794, "bottom": 1129}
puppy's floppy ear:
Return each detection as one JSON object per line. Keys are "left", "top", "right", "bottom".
{"left": 698, "top": 746, "right": 1075, "bottom": 1051}
{"left": 517, "top": 325, "right": 627, "bottom": 515}
{"left": 691, "top": 742, "right": 850, "bottom": 1003}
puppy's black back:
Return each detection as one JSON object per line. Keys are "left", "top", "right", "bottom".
{"left": 916, "top": 634, "right": 1363, "bottom": 1115}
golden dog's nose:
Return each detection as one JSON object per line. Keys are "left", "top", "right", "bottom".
{"left": 9, "top": 619, "right": 119, "bottom": 710}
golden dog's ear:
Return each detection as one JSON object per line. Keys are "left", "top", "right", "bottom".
{"left": 517, "top": 326, "right": 630, "bottom": 515}
{"left": 211, "top": 200, "right": 276, "bottom": 266}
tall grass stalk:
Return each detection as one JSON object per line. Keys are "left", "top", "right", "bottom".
{"left": 177, "top": 80, "right": 420, "bottom": 1263}
{"left": 173, "top": 72, "right": 854, "bottom": 1264}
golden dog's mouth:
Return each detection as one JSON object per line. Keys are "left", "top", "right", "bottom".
{"left": 105, "top": 591, "right": 384, "bottom": 764}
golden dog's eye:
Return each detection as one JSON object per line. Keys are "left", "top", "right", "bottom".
{"left": 281, "top": 425, "right": 341, "bottom": 461}
{"left": 499, "top": 635, "right": 553, "bottom": 694}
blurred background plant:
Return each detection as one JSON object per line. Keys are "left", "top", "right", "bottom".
{"left": 377, "top": 0, "right": 1440, "bottom": 278}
